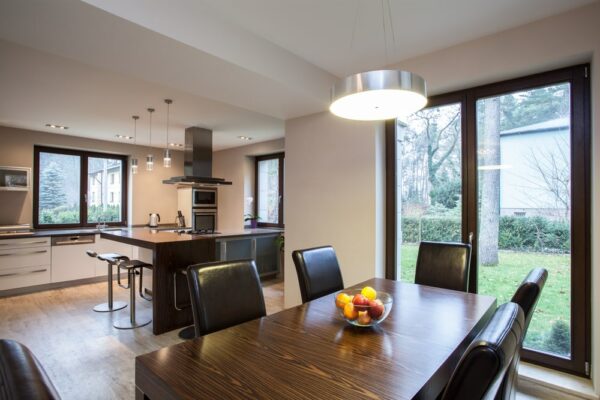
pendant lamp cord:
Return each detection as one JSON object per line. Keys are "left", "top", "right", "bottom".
{"left": 381, "top": 0, "right": 388, "bottom": 66}
{"left": 350, "top": 0, "right": 360, "bottom": 50}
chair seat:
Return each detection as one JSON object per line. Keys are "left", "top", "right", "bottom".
{"left": 97, "top": 253, "right": 129, "bottom": 263}
{"left": 118, "top": 259, "right": 152, "bottom": 269}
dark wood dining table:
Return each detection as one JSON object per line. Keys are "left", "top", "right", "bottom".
{"left": 135, "top": 278, "right": 496, "bottom": 400}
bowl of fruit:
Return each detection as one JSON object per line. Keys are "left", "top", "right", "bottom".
{"left": 335, "top": 286, "right": 393, "bottom": 327}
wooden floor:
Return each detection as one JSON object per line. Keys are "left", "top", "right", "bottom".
{"left": 0, "top": 279, "right": 284, "bottom": 400}
{"left": 0, "top": 280, "right": 547, "bottom": 399}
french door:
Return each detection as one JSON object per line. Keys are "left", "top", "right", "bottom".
{"left": 387, "top": 64, "right": 590, "bottom": 376}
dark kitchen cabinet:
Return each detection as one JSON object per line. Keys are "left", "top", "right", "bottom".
{"left": 215, "top": 233, "right": 281, "bottom": 279}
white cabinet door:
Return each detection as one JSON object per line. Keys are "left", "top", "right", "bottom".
{"left": 51, "top": 243, "right": 97, "bottom": 282}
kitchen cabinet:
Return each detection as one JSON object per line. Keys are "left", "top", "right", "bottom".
{"left": 0, "top": 237, "right": 51, "bottom": 291}
{"left": 51, "top": 235, "right": 97, "bottom": 282}
{"left": 216, "top": 233, "right": 280, "bottom": 278}
{"left": 0, "top": 166, "right": 30, "bottom": 191}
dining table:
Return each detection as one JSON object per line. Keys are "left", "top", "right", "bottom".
{"left": 135, "top": 278, "right": 496, "bottom": 400}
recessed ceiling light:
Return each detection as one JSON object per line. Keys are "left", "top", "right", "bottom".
{"left": 115, "top": 134, "right": 134, "bottom": 140}
{"left": 45, "top": 123, "right": 68, "bottom": 130}
{"left": 169, "top": 143, "right": 183, "bottom": 147}
{"left": 238, "top": 136, "right": 253, "bottom": 141}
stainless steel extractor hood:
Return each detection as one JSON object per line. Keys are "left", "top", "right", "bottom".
{"left": 162, "top": 127, "right": 232, "bottom": 186}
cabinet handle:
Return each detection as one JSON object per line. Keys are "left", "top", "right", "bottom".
{"left": 0, "top": 268, "right": 47, "bottom": 278}
{"left": 0, "top": 240, "right": 48, "bottom": 246}
{"left": 54, "top": 239, "right": 94, "bottom": 245}
{"left": 0, "top": 250, "right": 48, "bottom": 257}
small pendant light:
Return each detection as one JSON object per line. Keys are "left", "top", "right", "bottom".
{"left": 146, "top": 108, "right": 155, "bottom": 171}
{"left": 131, "top": 115, "right": 139, "bottom": 174}
{"left": 163, "top": 99, "right": 173, "bottom": 168}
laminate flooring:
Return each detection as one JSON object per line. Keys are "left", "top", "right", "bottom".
{"left": 0, "top": 279, "right": 284, "bottom": 400}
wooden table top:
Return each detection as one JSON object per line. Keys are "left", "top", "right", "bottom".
{"left": 135, "top": 278, "right": 496, "bottom": 400}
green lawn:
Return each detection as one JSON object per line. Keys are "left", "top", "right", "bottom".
{"left": 400, "top": 244, "right": 571, "bottom": 356}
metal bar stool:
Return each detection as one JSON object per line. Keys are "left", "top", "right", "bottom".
{"left": 173, "top": 268, "right": 194, "bottom": 339}
{"left": 113, "top": 259, "right": 153, "bottom": 330}
{"left": 86, "top": 251, "right": 128, "bottom": 312}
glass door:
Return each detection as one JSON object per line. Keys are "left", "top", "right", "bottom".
{"left": 395, "top": 98, "right": 465, "bottom": 281}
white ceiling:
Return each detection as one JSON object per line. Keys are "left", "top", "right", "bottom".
{"left": 0, "top": 0, "right": 595, "bottom": 150}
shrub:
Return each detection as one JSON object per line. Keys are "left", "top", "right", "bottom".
{"left": 544, "top": 319, "right": 570, "bottom": 356}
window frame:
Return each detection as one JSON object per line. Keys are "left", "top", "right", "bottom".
{"left": 254, "top": 152, "right": 284, "bottom": 228}
{"left": 33, "top": 146, "right": 128, "bottom": 229}
{"left": 385, "top": 64, "right": 591, "bottom": 376}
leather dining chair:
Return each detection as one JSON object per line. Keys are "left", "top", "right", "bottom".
{"left": 0, "top": 339, "right": 61, "bottom": 400}
{"left": 496, "top": 268, "right": 548, "bottom": 400}
{"left": 441, "top": 302, "right": 524, "bottom": 400}
{"left": 186, "top": 260, "right": 266, "bottom": 338}
{"left": 292, "top": 246, "right": 344, "bottom": 304}
{"left": 414, "top": 241, "right": 471, "bottom": 292}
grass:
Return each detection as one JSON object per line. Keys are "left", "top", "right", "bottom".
{"left": 400, "top": 244, "right": 571, "bottom": 356}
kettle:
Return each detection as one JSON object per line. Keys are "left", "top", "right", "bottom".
{"left": 149, "top": 213, "right": 161, "bottom": 227}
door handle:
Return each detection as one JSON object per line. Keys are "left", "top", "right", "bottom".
{"left": 0, "top": 250, "right": 48, "bottom": 257}
{"left": 0, "top": 268, "right": 47, "bottom": 278}
{"left": 0, "top": 240, "right": 48, "bottom": 246}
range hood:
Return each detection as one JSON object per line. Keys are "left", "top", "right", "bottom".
{"left": 162, "top": 127, "right": 232, "bottom": 186}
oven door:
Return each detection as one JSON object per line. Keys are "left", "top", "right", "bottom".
{"left": 192, "top": 189, "right": 217, "bottom": 208}
{"left": 192, "top": 209, "right": 217, "bottom": 231}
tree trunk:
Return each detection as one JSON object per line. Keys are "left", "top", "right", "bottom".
{"left": 479, "top": 98, "right": 501, "bottom": 266}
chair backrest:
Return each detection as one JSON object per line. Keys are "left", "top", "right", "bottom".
{"left": 0, "top": 339, "right": 61, "bottom": 400}
{"left": 85, "top": 250, "right": 97, "bottom": 258}
{"left": 510, "top": 268, "right": 548, "bottom": 335}
{"left": 186, "top": 260, "right": 266, "bottom": 338}
{"left": 415, "top": 241, "right": 471, "bottom": 292}
{"left": 291, "top": 246, "right": 344, "bottom": 304}
{"left": 441, "top": 302, "right": 524, "bottom": 400}
{"left": 496, "top": 268, "right": 548, "bottom": 400}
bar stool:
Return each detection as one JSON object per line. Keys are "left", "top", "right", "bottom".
{"left": 86, "top": 251, "right": 129, "bottom": 312}
{"left": 113, "top": 259, "right": 153, "bottom": 330}
{"left": 173, "top": 268, "right": 194, "bottom": 339}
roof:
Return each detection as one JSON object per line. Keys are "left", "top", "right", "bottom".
{"left": 500, "top": 117, "right": 569, "bottom": 136}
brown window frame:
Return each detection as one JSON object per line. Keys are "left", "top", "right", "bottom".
{"left": 254, "top": 152, "right": 284, "bottom": 228}
{"left": 33, "top": 146, "right": 128, "bottom": 229}
{"left": 386, "top": 64, "right": 591, "bottom": 376}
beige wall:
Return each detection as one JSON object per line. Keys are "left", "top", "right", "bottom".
{"left": 0, "top": 125, "right": 184, "bottom": 226}
{"left": 284, "top": 112, "right": 386, "bottom": 307}
{"left": 213, "top": 138, "right": 284, "bottom": 231}
{"left": 387, "top": 2, "right": 600, "bottom": 391}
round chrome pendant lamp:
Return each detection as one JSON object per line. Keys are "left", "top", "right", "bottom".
{"left": 131, "top": 115, "right": 139, "bottom": 174}
{"left": 329, "top": 1, "right": 427, "bottom": 121}
{"left": 146, "top": 108, "right": 155, "bottom": 172}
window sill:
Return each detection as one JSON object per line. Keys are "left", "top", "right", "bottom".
{"left": 518, "top": 362, "right": 598, "bottom": 399}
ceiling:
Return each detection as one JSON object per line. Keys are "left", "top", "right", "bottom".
{"left": 0, "top": 0, "right": 595, "bottom": 150}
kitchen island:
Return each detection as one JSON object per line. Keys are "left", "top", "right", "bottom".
{"left": 100, "top": 228, "right": 282, "bottom": 334}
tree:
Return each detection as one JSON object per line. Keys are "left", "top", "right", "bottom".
{"left": 479, "top": 97, "right": 501, "bottom": 266}
{"left": 39, "top": 161, "right": 67, "bottom": 210}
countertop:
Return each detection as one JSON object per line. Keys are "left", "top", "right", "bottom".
{"left": 0, "top": 226, "right": 283, "bottom": 241}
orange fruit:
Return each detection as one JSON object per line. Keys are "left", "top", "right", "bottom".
{"left": 357, "top": 311, "right": 372, "bottom": 325}
{"left": 361, "top": 286, "right": 377, "bottom": 301}
{"left": 335, "top": 292, "right": 352, "bottom": 309}
{"left": 343, "top": 302, "right": 358, "bottom": 320}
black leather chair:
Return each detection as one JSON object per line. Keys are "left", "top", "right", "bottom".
{"left": 186, "top": 260, "right": 266, "bottom": 338}
{"left": 0, "top": 339, "right": 61, "bottom": 400}
{"left": 292, "top": 246, "right": 344, "bottom": 304}
{"left": 496, "top": 268, "right": 548, "bottom": 400}
{"left": 441, "top": 302, "right": 524, "bottom": 400}
{"left": 414, "top": 241, "right": 471, "bottom": 292}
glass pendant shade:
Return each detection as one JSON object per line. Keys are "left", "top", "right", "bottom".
{"left": 146, "top": 154, "right": 154, "bottom": 171}
{"left": 163, "top": 148, "right": 171, "bottom": 168}
{"left": 330, "top": 70, "right": 427, "bottom": 121}
{"left": 131, "top": 157, "right": 139, "bottom": 174}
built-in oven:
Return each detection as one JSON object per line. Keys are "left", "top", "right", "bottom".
{"left": 192, "top": 208, "right": 217, "bottom": 232}
{"left": 192, "top": 188, "right": 217, "bottom": 208}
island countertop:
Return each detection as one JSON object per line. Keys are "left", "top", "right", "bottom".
{"left": 99, "top": 227, "right": 282, "bottom": 249}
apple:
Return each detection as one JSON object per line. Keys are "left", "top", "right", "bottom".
{"left": 368, "top": 299, "right": 385, "bottom": 319}
{"left": 352, "top": 294, "right": 369, "bottom": 311}
{"left": 343, "top": 302, "right": 358, "bottom": 320}
{"left": 357, "top": 311, "right": 372, "bottom": 325}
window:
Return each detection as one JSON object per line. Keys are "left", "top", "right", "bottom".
{"left": 110, "top": 173, "right": 115, "bottom": 185}
{"left": 34, "top": 146, "right": 128, "bottom": 228}
{"left": 255, "top": 153, "right": 284, "bottom": 227}
{"left": 386, "top": 65, "right": 590, "bottom": 376}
